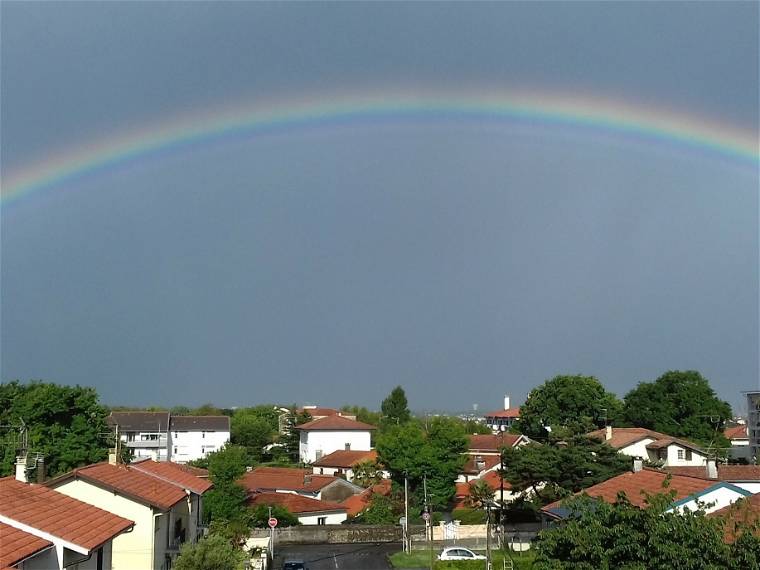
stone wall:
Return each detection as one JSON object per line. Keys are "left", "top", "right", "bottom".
{"left": 251, "top": 524, "right": 426, "bottom": 544}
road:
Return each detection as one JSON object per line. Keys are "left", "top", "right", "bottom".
{"left": 272, "top": 543, "right": 403, "bottom": 570}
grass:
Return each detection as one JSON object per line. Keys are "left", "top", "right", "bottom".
{"left": 388, "top": 548, "right": 535, "bottom": 569}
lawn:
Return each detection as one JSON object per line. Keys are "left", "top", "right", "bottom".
{"left": 388, "top": 548, "right": 535, "bottom": 569}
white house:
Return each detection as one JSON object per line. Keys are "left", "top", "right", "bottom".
{"left": 169, "top": 415, "right": 230, "bottom": 463}
{"left": 47, "top": 459, "right": 212, "bottom": 570}
{"left": 0, "top": 468, "right": 134, "bottom": 570}
{"left": 311, "top": 449, "right": 381, "bottom": 482}
{"left": 588, "top": 427, "right": 709, "bottom": 467}
{"left": 725, "top": 424, "right": 750, "bottom": 461}
{"left": 483, "top": 396, "right": 521, "bottom": 432}
{"left": 239, "top": 467, "right": 363, "bottom": 503}
{"left": 247, "top": 492, "right": 348, "bottom": 525}
{"left": 666, "top": 464, "right": 760, "bottom": 495}
{"left": 109, "top": 412, "right": 170, "bottom": 462}
{"left": 296, "top": 415, "right": 375, "bottom": 464}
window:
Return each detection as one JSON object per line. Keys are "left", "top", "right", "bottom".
{"left": 677, "top": 449, "right": 684, "bottom": 460}
{"left": 685, "top": 449, "right": 692, "bottom": 461}
{"left": 202, "top": 431, "right": 206, "bottom": 439}
{"left": 658, "top": 449, "right": 667, "bottom": 460}
{"left": 317, "top": 517, "right": 327, "bottom": 525}
{"left": 344, "top": 443, "right": 351, "bottom": 451}
{"left": 174, "top": 447, "right": 178, "bottom": 454}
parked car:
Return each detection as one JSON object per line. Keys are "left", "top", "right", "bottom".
{"left": 282, "top": 560, "right": 308, "bottom": 570}
{"left": 438, "top": 547, "right": 487, "bottom": 561}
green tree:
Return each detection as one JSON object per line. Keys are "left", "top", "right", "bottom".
{"left": 502, "top": 437, "right": 630, "bottom": 504}
{"left": 623, "top": 370, "right": 732, "bottom": 447}
{"left": 352, "top": 459, "right": 384, "bottom": 488}
{"left": 533, "top": 491, "right": 758, "bottom": 570}
{"left": 231, "top": 412, "right": 275, "bottom": 462}
{"left": 191, "top": 403, "right": 224, "bottom": 416}
{"left": 0, "top": 381, "right": 111, "bottom": 477}
{"left": 464, "top": 479, "right": 494, "bottom": 509}
{"left": 170, "top": 406, "right": 191, "bottom": 415}
{"left": 515, "top": 375, "right": 623, "bottom": 440}
{"left": 249, "top": 504, "right": 300, "bottom": 528}
{"left": 355, "top": 493, "right": 401, "bottom": 524}
{"left": 340, "top": 405, "right": 382, "bottom": 426}
{"left": 376, "top": 417, "right": 467, "bottom": 510}
{"left": 380, "top": 386, "right": 411, "bottom": 426}
{"left": 203, "top": 444, "right": 251, "bottom": 525}
{"left": 173, "top": 533, "right": 246, "bottom": 570}
{"left": 281, "top": 406, "right": 311, "bottom": 463}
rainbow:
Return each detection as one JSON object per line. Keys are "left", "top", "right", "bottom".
{"left": 2, "top": 90, "right": 758, "bottom": 206}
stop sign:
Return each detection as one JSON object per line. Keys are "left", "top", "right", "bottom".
{"left": 268, "top": 517, "right": 278, "bottom": 528}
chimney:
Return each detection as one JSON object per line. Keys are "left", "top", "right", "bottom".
{"left": 36, "top": 457, "right": 46, "bottom": 484}
{"left": 15, "top": 455, "right": 28, "bottom": 483}
{"left": 633, "top": 457, "right": 643, "bottom": 473}
{"left": 706, "top": 458, "right": 718, "bottom": 479}
{"left": 303, "top": 473, "right": 312, "bottom": 486}
{"left": 108, "top": 447, "right": 118, "bottom": 466}
{"left": 504, "top": 395, "right": 510, "bottom": 411}
{"left": 606, "top": 425, "right": 613, "bottom": 441}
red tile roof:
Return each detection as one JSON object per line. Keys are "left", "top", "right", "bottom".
{"left": 484, "top": 407, "right": 521, "bottom": 419}
{"left": 312, "top": 450, "right": 378, "bottom": 468}
{"left": 0, "top": 477, "right": 134, "bottom": 552}
{"left": 298, "top": 407, "right": 341, "bottom": 417}
{"left": 453, "top": 473, "right": 510, "bottom": 509}
{"left": 665, "top": 465, "right": 760, "bottom": 482}
{"left": 461, "top": 455, "right": 500, "bottom": 475}
{"left": 296, "top": 415, "right": 376, "bottom": 431}
{"left": 341, "top": 479, "right": 392, "bottom": 517}
{"left": 239, "top": 467, "right": 339, "bottom": 493}
{"left": 130, "top": 459, "right": 213, "bottom": 494}
{"left": 587, "top": 427, "right": 703, "bottom": 453}
{"left": 65, "top": 463, "right": 187, "bottom": 510}
{"left": 725, "top": 425, "right": 748, "bottom": 440}
{"left": 710, "top": 494, "right": 760, "bottom": 543}
{"left": 0, "top": 522, "right": 52, "bottom": 568}
{"left": 543, "top": 469, "right": 714, "bottom": 513}
{"left": 468, "top": 434, "right": 522, "bottom": 452}
{"left": 248, "top": 492, "right": 346, "bottom": 515}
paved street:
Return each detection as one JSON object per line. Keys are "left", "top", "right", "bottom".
{"left": 272, "top": 543, "right": 401, "bottom": 570}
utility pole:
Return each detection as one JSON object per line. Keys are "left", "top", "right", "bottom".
{"left": 404, "top": 474, "right": 409, "bottom": 554}
{"left": 485, "top": 501, "right": 493, "bottom": 570}
{"left": 268, "top": 506, "right": 274, "bottom": 562}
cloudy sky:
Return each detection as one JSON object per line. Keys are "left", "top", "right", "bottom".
{"left": 1, "top": 2, "right": 758, "bottom": 413}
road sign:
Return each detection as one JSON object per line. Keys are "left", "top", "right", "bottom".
{"left": 268, "top": 517, "right": 278, "bottom": 528}
{"left": 422, "top": 511, "right": 431, "bottom": 522}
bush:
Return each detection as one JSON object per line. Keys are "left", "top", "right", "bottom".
{"left": 451, "top": 508, "right": 486, "bottom": 525}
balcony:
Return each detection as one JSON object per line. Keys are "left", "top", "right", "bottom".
{"left": 125, "top": 437, "right": 168, "bottom": 449}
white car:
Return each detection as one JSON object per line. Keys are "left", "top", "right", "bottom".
{"left": 438, "top": 547, "right": 487, "bottom": 561}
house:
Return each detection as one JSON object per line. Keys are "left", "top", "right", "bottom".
{"left": 169, "top": 415, "right": 230, "bottom": 463}
{"left": 587, "top": 426, "right": 708, "bottom": 467}
{"left": 453, "top": 470, "right": 519, "bottom": 509}
{"left": 458, "top": 433, "right": 530, "bottom": 483}
{"left": 311, "top": 449, "right": 380, "bottom": 481}
{"left": 0, "top": 473, "right": 134, "bottom": 570}
{"left": 298, "top": 406, "right": 356, "bottom": 421}
{"left": 458, "top": 455, "right": 501, "bottom": 483}
{"left": 108, "top": 412, "right": 231, "bottom": 463}
{"left": 108, "top": 412, "right": 170, "bottom": 462}
{"left": 47, "top": 459, "right": 211, "bottom": 570}
{"left": 240, "top": 467, "right": 363, "bottom": 503}
{"left": 247, "top": 492, "right": 348, "bottom": 525}
{"left": 296, "top": 415, "right": 376, "bottom": 463}
{"left": 725, "top": 424, "right": 750, "bottom": 461}
{"left": 665, "top": 464, "right": 760, "bottom": 494}
{"left": 483, "top": 396, "right": 521, "bottom": 431}
{"left": 541, "top": 465, "right": 749, "bottom": 521}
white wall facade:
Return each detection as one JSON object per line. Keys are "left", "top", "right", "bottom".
{"left": 296, "top": 511, "right": 347, "bottom": 525}
{"left": 170, "top": 429, "right": 230, "bottom": 463}
{"left": 660, "top": 444, "right": 707, "bottom": 467}
{"left": 299, "top": 430, "right": 371, "bottom": 463}
{"left": 671, "top": 486, "right": 749, "bottom": 515}
{"left": 20, "top": 543, "right": 113, "bottom": 570}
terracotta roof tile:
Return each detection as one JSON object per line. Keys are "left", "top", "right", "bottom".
{"left": 247, "top": 492, "right": 346, "bottom": 515}
{"left": 296, "top": 416, "right": 376, "bottom": 431}
{"left": 70, "top": 463, "right": 186, "bottom": 509}
{"left": 312, "top": 450, "right": 378, "bottom": 468}
{"left": 468, "top": 434, "right": 522, "bottom": 452}
{"left": 0, "top": 477, "right": 134, "bottom": 552}
{"left": 461, "top": 455, "right": 500, "bottom": 475}
{"left": 542, "top": 469, "right": 714, "bottom": 513}
{"left": 341, "top": 480, "right": 392, "bottom": 517}
{"left": 588, "top": 427, "right": 703, "bottom": 453}
{"left": 0, "top": 522, "right": 52, "bottom": 567}
{"left": 239, "top": 467, "right": 339, "bottom": 493}
{"left": 297, "top": 407, "right": 341, "bottom": 417}
{"left": 725, "top": 425, "right": 748, "bottom": 440}
{"left": 484, "top": 408, "right": 521, "bottom": 419}
{"left": 130, "top": 459, "right": 213, "bottom": 494}
{"left": 665, "top": 465, "right": 760, "bottom": 482}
